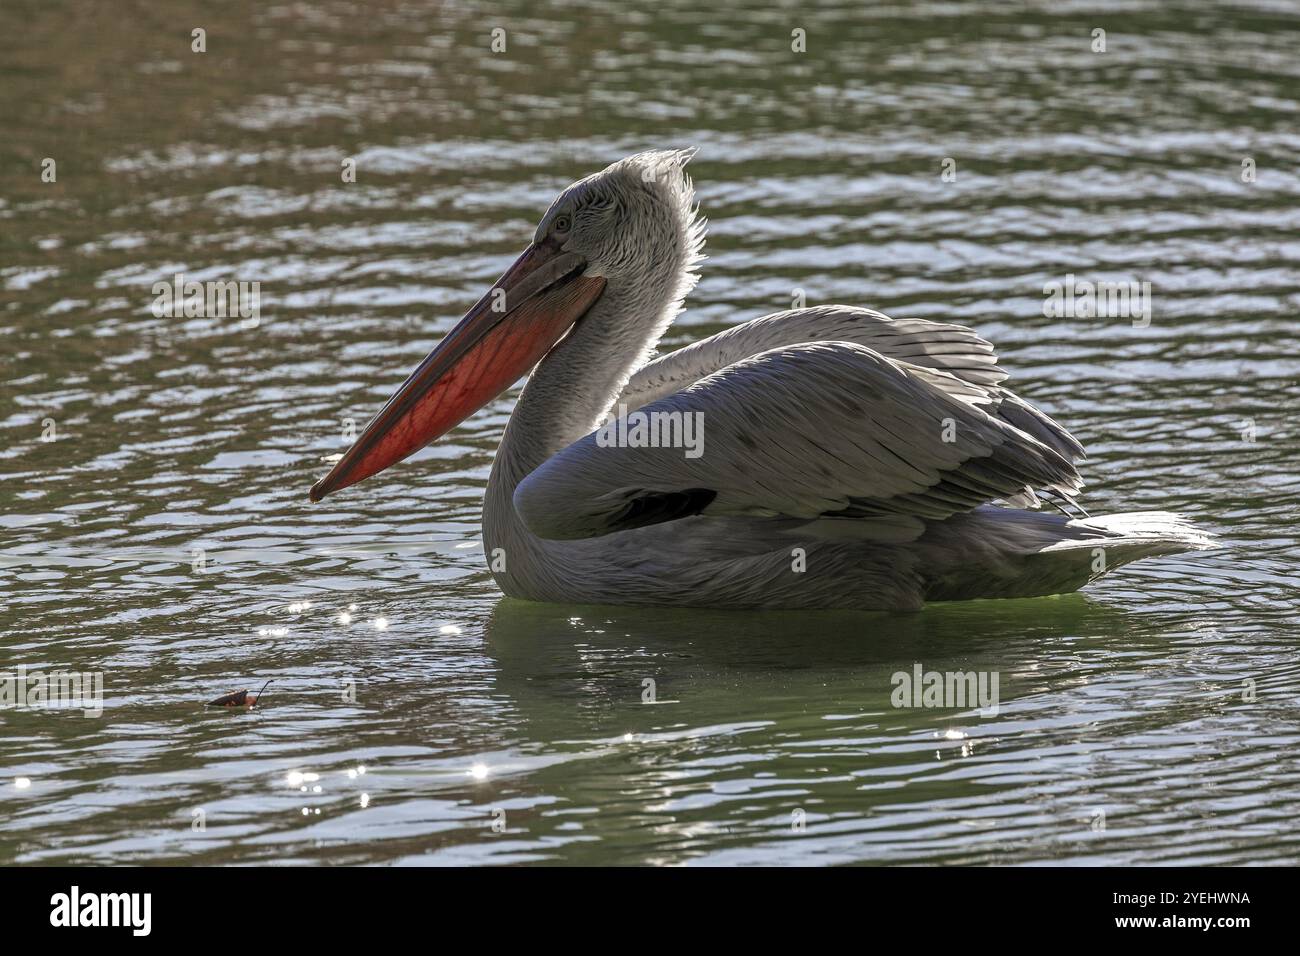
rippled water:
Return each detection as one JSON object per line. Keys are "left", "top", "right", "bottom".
{"left": 2, "top": 0, "right": 1299, "bottom": 865}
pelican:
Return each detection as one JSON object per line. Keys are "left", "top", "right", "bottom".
{"left": 310, "top": 149, "right": 1210, "bottom": 611}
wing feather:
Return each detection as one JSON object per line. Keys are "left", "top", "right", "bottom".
{"left": 618, "top": 306, "right": 1008, "bottom": 412}
{"left": 618, "top": 306, "right": 1085, "bottom": 466}
{"left": 516, "top": 341, "right": 1082, "bottom": 540}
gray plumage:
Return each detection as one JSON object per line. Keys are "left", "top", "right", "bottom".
{"left": 477, "top": 150, "right": 1211, "bottom": 610}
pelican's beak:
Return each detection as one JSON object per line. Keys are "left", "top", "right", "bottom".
{"left": 309, "top": 239, "right": 606, "bottom": 502}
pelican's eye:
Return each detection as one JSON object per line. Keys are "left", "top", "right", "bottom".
{"left": 553, "top": 214, "right": 572, "bottom": 235}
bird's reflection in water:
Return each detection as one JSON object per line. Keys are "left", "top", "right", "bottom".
{"left": 478, "top": 594, "right": 1145, "bottom": 743}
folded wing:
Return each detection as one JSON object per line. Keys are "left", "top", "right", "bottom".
{"left": 516, "top": 340, "right": 1083, "bottom": 540}
{"left": 619, "top": 306, "right": 1084, "bottom": 464}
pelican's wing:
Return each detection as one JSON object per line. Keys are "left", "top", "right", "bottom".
{"left": 515, "top": 341, "right": 1083, "bottom": 540}
{"left": 619, "top": 306, "right": 1085, "bottom": 464}
{"left": 987, "top": 389, "right": 1085, "bottom": 464}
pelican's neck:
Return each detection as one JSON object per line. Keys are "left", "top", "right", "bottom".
{"left": 491, "top": 283, "right": 668, "bottom": 492}
{"left": 482, "top": 182, "right": 703, "bottom": 595}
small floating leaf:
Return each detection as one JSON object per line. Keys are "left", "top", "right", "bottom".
{"left": 207, "top": 680, "right": 273, "bottom": 708}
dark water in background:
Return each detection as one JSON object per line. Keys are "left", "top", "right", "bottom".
{"left": 1, "top": 0, "right": 1298, "bottom": 864}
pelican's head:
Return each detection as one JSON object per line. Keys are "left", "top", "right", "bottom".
{"left": 310, "top": 149, "right": 705, "bottom": 503}
{"left": 533, "top": 148, "right": 706, "bottom": 290}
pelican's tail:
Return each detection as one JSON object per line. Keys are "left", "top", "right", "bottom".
{"left": 919, "top": 506, "right": 1215, "bottom": 602}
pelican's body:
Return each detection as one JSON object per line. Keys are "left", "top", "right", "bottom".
{"left": 312, "top": 150, "right": 1210, "bottom": 611}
